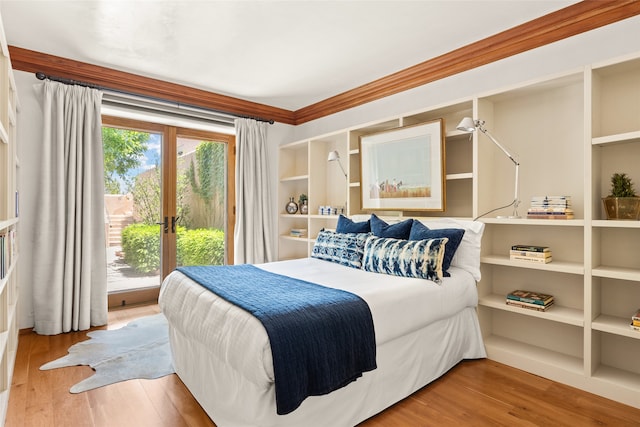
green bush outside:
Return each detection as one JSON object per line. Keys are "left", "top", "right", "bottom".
{"left": 121, "top": 224, "right": 225, "bottom": 273}
{"left": 177, "top": 228, "right": 225, "bottom": 266}
{"left": 121, "top": 224, "right": 161, "bottom": 274}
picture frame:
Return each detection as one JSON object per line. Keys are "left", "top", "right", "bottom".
{"left": 359, "top": 119, "right": 445, "bottom": 211}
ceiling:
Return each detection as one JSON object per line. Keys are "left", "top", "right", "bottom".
{"left": 1, "top": 1, "right": 578, "bottom": 111}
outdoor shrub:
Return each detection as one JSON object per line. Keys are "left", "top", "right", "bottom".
{"left": 121, "top": 223, "right": 161, "bottom": 273}
{"left": 121, "top": 224, "right": 224, "bottom": 272}
{"left": 177, "top": 228, "right": 225, "bottom": 266}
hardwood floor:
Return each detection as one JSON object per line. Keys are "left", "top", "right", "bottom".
{"left": 7, "top": 304, "right": 640, "bottom": 427}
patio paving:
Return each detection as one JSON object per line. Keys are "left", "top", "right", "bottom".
{"left": 107, "top": 246, "right": 160, "bottom": 293}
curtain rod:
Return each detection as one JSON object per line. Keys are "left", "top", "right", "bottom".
{"left": 34, "top": 72, "right": 275, "bottom": 124}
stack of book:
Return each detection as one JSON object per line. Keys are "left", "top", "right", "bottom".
{"left": 630, "top": 309, "right": 640, "bottom": 331}
{"left": 510, "top": 244, "right": 552, "bottom": 264}
{"left": 506, "top": 289, "right": 554, "bottom": 312}
{"left": 527, "top": 195, "right": 574, "bottom": 219}
{"left": 0, "top": 230, "right": 15, "bottom": 280}
{"left": 289, "top": 228, "right": 307, "bottom": 238}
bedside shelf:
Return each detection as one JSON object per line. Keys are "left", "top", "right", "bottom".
{"left": 481, "top": 255, "right": 584, "bottom": 275}
{"left": 592, "top": 314, "right": 640, "bottom": 339}
{"left": 592, "top": 266, "right": 640, "bottom": 281}
{"left": 481, "top": 218, "right": 584, "bottom": 226}
{"left": 479, "top": 294, "right": 583, "bottom": 327}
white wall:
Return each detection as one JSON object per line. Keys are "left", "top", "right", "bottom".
{"left": 15, "top": 15, "right": 640, "bottom": 329}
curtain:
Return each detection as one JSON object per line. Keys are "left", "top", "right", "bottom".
{"left": 234, "top": 118, "right": 275, "bottom": 264}
{"left": 32, "top": 81, "right": 107, "bottom": 335}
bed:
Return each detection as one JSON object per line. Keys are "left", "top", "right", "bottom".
{"left": 159, "top": 217, "right": 486, "bottom": 427}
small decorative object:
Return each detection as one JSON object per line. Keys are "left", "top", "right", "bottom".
{"left": 298, "top": 194, "right": 308, "bottom": 214}
{"left": 602, "top": 172, "right": 640, "bottom": 220}
{"left": 285, "top": 197, "right": 298, "bottom": 214}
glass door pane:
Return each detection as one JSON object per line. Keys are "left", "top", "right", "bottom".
{"left": 175, "top": 136, "right": 228, "bottom": 266}
{"left": 103, "top": 126, "right": 163, "bottom": 294}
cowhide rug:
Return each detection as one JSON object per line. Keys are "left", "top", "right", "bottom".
{"left": 40, "top": 313, "right": 174, "bottom": 393}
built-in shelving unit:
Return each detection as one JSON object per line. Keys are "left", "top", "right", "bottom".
{"left": 278, "top": 51, "right": 640, "bottom": 409}
{"left": 0, "top": 10, "right": 19, "bottom": 425}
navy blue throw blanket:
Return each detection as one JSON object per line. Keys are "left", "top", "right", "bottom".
{"left": 176, "top": 264, "right": 377, "bottom": 415}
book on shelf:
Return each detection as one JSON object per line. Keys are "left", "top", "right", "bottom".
{"left": 507, "top": 289, "right": 554, "bottom": 306}
{"left": 506, "top": 299, "right": 554, "bottom": 312}
{"left": 630, "top": 323, "right": 640, "bottom": 332}
{"left": 511, "top": 245, "right": 551, "bottom": 253}
{"left": 632, "top": 308, "right": 640, "bottom": 322}
{"left": 632, "top": 319, "right": 640, "bottom": 327}
{"left": 527, "top": 209, "right": 574, "bottom": 220}
{"left": 0, "top": 232, "right": 6, "bottom": 279}
{"left": 509, "top": 249, "right": 552, "bottom": 259}
{"left": 528, "top": 207, "right": 574, "bottom": 213}
{"left": 289, "top": 228, "right": 307, "bottom": 237}
{"left": 528, "top": 196, "right": 573, "bottom": 219}
{"left": 530, "top": 195, "right": 572, "bottom": 206}
{"left": 510, "top": 254, "right": 553, "bottom": 263}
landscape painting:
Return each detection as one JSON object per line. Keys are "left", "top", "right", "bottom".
{"left": 360, "top": 120, "right": 445, "bottom": 211}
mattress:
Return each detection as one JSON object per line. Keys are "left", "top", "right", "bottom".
{"left": 159, "top": 257, "right": 486, "bottom": 426}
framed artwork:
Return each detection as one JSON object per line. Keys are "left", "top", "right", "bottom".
{"left": 359, "top": 119, "right": 445, "bottom": 211}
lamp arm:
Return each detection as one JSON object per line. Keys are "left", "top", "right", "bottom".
{"left": 479, "top": 126, "right": 521, "bottom": 218}
{"left": 336, "top": 158, "right": 347, "bottom": 179}
{"left": 479, "top": 127, "right": 519, "bottom": 166}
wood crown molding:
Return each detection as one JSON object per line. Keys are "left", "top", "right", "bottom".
{"left": 294, "top": 0, "right": 640, "bottom": 124}
{"left": 8, "top": 46, "right": 296, "bottom": 125}
{"left": 9, "top": 1, "right": 640, "bottom": 126}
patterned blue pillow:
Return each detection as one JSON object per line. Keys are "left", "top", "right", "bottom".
{"left": 336, "top": 214, "right": 371, "bottom": 233}
{"left": 362, "top": 235, "right": 448, "bottom": 284}
{"left": 408, "top": 221, "right": 465, "bottom": 277}
{"left": 370, "top": 213, "right": 413, "bottom": 239}
{"left": 311, "top": 230, "right": 370, "bottom": 269}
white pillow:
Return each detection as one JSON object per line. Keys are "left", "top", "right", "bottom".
{"left": 414, "top": 218, "right": 484, "bottom": 281}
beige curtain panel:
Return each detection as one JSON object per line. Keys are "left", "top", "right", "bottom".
{"left": 32, "top": 80, "right": 107, "bottom": 335}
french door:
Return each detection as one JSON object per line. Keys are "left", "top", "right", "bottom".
{"left": 102, "top": 116, "right": 235, "bottom": 307}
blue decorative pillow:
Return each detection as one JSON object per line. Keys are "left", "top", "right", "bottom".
{"left": 362, "top": 235, "right": 447, "bottom": 284}
{"left": 370, "top": 214, "right": 413, "bottom": 239}
{"left": 336, "top": 214, "right": 371, "bottom": 234}
{"left": 311, "top": 230, "right": 370, "bottom": 269}
{"left": 409, "top": 221, "right": 465, "bottom": 277}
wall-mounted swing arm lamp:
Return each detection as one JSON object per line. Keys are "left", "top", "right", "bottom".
{"left": 456, "top": 117, "right": 521, "bottom": 219}
{"left": 327, "top": 150, "right": 347, "bottom": 178}
{"left": 328, "top": 150, "right": 348, "bottom": 213}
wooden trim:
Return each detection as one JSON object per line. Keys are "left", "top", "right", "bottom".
{"left": 108, "top": 287, "right": 160, "bottom": 309}
{"left": 161, "top": 126, "right": 177, "bottom": 280}
{"left": 227, "top": 136, "right": 236, "bottom": 265}
{"left": 9, "top": 1, "right": 640, "bottom": 126}
{"left": 175, "top": 127, "right": 236, "bottom": 265}
{"left": 102, "top": 115, "right": 167, "bottom": 132}
{"left": 8, "top": 45, "right": 296, "bottom": 125}
{"left": 294, "top": 1, "right": 640, "bottom": 124}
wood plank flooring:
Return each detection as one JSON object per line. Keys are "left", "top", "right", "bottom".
{"left": 6, "top": 304, "right": 640, "bottom": 426}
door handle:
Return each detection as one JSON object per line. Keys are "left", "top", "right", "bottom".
{"left": 156, "top": 217, "right": 169, "bottom": 234}
{"left": 171, "top": 216, "right": 180, "bottom": 233}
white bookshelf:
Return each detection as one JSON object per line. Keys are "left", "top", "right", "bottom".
{"left": 278, "top": 50, "right": 640, "bottom": 409}
{"left": 0, "top": 9, "right": 19, "bottom": 425}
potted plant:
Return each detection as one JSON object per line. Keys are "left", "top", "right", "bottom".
{"left": 602, "top": 172, "right": 640, "bottom": 220}
{"left": 298, "top": 193, "right": 308, "bottom": 214}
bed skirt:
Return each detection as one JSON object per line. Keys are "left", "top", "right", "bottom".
{"left": 168, "top": 306, "right": 486, "bottom": 427}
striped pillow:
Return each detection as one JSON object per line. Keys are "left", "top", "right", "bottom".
{"left": 362, "top": 235, "right": 448, "bottom": 284}
{"left": 311, "top": 230, "right": 370, "bottom": 269}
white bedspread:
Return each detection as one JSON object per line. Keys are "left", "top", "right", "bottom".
{"left": 159, "top": 257, "right": 478, "bottom": 390}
